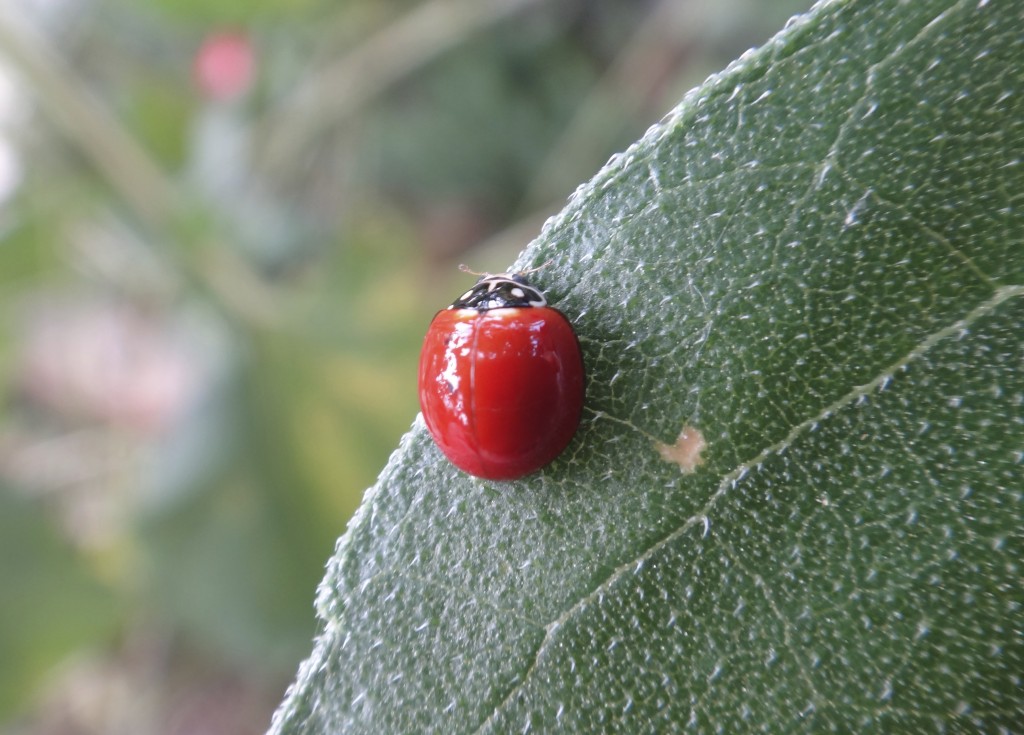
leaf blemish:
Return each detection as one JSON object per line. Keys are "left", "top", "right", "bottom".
{"left": 655, "top": 425, "right": 707, "bottom": 473}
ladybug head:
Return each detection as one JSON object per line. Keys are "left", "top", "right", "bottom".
{"left": 449, "top": 272, "right": 548, "bottom": 311}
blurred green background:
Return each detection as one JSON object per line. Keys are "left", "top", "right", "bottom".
{"left": 0, "top": 0, "right": 809, "bottom": 731}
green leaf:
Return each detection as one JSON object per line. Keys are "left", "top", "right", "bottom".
{"left": 271, "top": 0, "right": 1023, "bottom": 731}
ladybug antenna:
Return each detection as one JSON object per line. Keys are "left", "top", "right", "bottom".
{"left": 458, "top": 263, "right": 489, "bottom": 277}
{"left": 518, "top": 259, "right": 553, "bottom": 276}
{"left": 459, "top": 259, "right": 552, "bottom": 280}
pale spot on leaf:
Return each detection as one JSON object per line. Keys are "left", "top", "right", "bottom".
{"left": 656, "top": 425, "right": 707, "bottom": 473}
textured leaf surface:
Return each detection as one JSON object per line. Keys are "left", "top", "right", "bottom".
{"left": 271, "top": 0, "right": 1023, "bottom": 731}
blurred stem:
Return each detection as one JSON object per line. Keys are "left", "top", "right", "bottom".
{"left": 255, "top": 0, "right": 548, "bottom": 178}
{"left": 0, "top": 13, "right": 284, "bottom": 329}
{"left": 0, "top": 12, "right": 179, "bottom": 230}
{"left": 523, "top": 0, "right": 699, "bottom": 208}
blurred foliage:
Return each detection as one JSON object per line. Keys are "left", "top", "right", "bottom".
{"left": 0, "top": 489, "right": 119, "bottom": 717}
{"left": 0, "top": 0, "right": 810, "bottom": 732}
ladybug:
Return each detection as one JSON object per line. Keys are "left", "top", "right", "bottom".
{"left": 418, "top": 270, "right": 585, "bottom": 480}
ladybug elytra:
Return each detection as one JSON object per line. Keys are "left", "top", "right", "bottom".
{"left": 418, "top": 271, "right": 584, "bottom": 480}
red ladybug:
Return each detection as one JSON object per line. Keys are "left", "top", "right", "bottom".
{"left": 418, "top": 271, "right": 584, "bottom": 480}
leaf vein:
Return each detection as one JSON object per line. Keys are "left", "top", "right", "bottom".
{"left": 473, "top": 283, "right": 1023, "bottom": 734}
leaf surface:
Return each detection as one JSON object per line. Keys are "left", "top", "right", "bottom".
{"left": 271, "top": 0, "right": 1024, "bottom": 731}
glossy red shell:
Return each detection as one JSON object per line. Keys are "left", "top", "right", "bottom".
{"left": 418, "top": 306, "right": 584, "bottom": 480}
